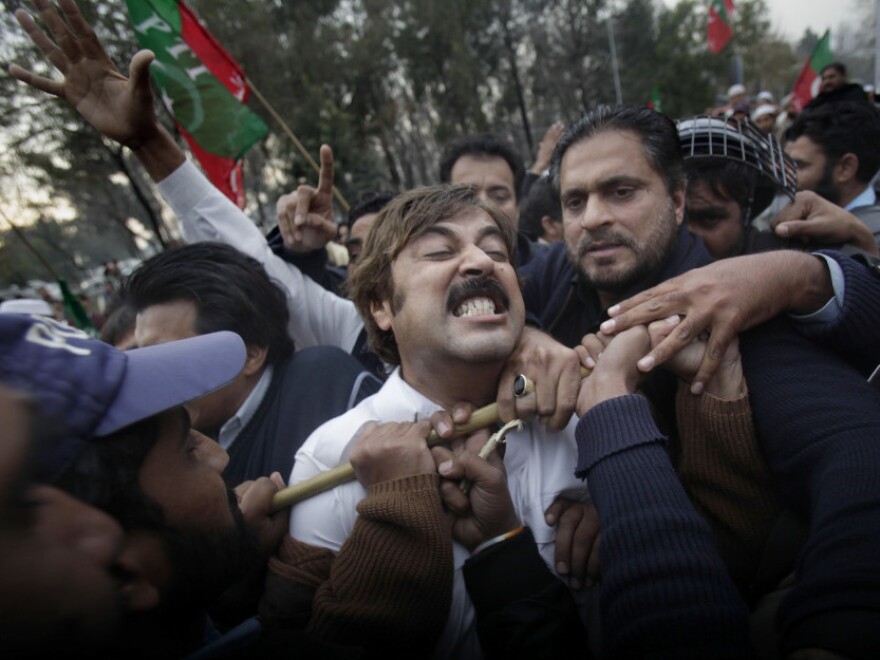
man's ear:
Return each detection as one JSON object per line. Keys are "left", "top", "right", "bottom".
{"left": 115, "top": 539, "right": 164, "bottom": 612}
{"left": 242, "top": 344, "right": 269, "bottom": 377}
{"left": 835, "top": 153, "right": 859, "bottom": 183}
{"left": 672, "top": 181, "right": 687, "bottom": 226}
{"left": 370, "top": 299, "right": 393, "bottom": 332}
{"left": 540, "top": 216, "right": 563, "bottom": 242}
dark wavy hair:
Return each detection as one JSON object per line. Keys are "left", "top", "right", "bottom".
{"left": 785, "top": 101, "right": 880, "bottom": 184}
{"left": 125, "top": 243, "right": 294, "bottom": 364}
{"left": 550, "top": 105, "right": 684, "bottom": 195}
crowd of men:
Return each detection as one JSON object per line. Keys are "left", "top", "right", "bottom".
{"left": 3, "top": 1, "right": 880, "bottom": 658}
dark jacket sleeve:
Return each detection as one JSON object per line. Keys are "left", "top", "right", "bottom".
{"left": 576, "top": 395, "right": 754, "bottom": 659}
{"left": 463, "top": 528, "right": 591, "bottom": 660}
{"left": 740, "top": 316, "right": 880, "bottom": 659}
{"left": 794, "top": 250, "right": 880, "bottom": 372}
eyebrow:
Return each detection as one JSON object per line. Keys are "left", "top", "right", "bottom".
{"left": 562, "top": 175, "right": 646, "bottom": 198}
{"left": 414, "top": 223, "right": 508, "bottom": 253}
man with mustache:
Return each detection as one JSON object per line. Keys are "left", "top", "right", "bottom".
{"left": 287, "top": 185, "right": 591, "bottom": 658}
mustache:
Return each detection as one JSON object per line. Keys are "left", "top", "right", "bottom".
{"left": 575, "top": 229, "right": 637, "bottom": 257}
{"left": 446, "top": 278, "right": 510, "bottom": 312}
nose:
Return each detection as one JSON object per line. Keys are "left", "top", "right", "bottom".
{"left": 458, "top": 241, "right": 496, "bottom": 277}
{"left": 193, "top": 430, "right": 230, "bottom": 475}
{"left": 579, "top": 196, "right": 612, "bottom": 232}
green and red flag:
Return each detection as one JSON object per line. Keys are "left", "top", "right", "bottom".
{"left": 647, "top": 84, "right": 662, "bottom": 113}
{"left": 124, "top": 0, "right": 268, "bottom": 207}
{"left": 707, "top": 0, "right": 735, "bottom": 54}
{"left": 790, "top": 30, "right": 834, "bottom": 113}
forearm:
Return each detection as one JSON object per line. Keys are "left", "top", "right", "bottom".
{"left": 156, "top": 161, "right": 363, "bottom": 352}
{"left": 778, "top": 251, "right": 834, "bottom": 316}
{"left": 307, "top": 474, "right": 453, "bottom": 656}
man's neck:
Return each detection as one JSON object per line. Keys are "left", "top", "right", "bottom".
{"left": 399, "top": 357, "right": 503, "bottom": 411}
{"left": 840, "top": 181, "right": 873, "bottom": 210}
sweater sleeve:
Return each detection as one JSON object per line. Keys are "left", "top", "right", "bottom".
{"left": 674, "top": 381, "right": 782, "bottom": 591}
{"left": 305, "top": 473, "right": 453, "bottom": 658}
{"left": 577, "top": 394, "right": 753, "bottom": 659}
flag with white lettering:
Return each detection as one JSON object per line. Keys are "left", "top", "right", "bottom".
{"left": 124, "top": 0, "right": 268, "bottom": 207}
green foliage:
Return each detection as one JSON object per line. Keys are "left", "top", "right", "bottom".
{"left": 2, "top": 0, "right": 806, "bottom": 290}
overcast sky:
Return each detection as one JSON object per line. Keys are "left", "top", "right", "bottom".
{"left": 661, "top": 0, "right": 863, "bottom": 42}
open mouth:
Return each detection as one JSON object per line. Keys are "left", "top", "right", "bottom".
{"left": 448, "top": 279, "right": 509, "bottom": 318}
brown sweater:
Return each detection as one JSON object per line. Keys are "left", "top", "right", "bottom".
{"left": 261, "top": 473, "right": 452, "bottom": 658}
{"left": 674, "top": 381, "right": 782, "bottom": 591}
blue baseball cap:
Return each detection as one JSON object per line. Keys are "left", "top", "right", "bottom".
{"left": 0, "top": 314, "right": 247, "bottom": 481}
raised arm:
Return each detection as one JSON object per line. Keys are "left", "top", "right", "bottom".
{"left": 10, "top": 0, "right": 184, "bottom": 180}
{"left": 11, "top": 0, "right": 364, "bottom": 353}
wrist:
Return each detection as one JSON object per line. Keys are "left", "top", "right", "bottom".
{"left": 788, "top": 253, "right": 834, "bottom": 315}
{"left": 576, "top": 375, "right": 631, "bottom": 417}
{"left": 703, "top": 361, "right": 745, "bottom": 400}
{"left": 131, "top": 124, "right": 186, "bottom": 182}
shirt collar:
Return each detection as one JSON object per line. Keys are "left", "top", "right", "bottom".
{"left": 217, "top": 365, "right": 274, "bottom": 450}
{"left": 845, "top": 185, "right": 877, "bottom": 212}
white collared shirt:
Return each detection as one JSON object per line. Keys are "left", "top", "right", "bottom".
{"left": 289, "top": 369, "right": 589, "bottom": 659}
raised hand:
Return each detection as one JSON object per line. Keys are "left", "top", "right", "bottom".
{"left": 276, "top": 145, "right": 338, "bottom": 252}
{"left": 10, "top": 0, "right": 161, "bottom": 150}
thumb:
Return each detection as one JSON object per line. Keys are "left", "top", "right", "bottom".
{"left": 775, "top": 221, "right": 803, "bottom": 238}
{"left": 129, "top": 50, "right": 156, "bottom": 95}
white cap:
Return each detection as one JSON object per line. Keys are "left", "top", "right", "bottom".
{"left": 757, "top": 91, "right": 775, "bottom": 103}
{"left": 727, "top": 83, "right": 746, "bottom": 98}
{"left": 864, "top": 84, "right": 875, "bottom": 94}
{"left": 0, "top": 299, "right": 53, "bottom": 316}
{"left": 752, "top": 104, "right": 778, "bottom": 121}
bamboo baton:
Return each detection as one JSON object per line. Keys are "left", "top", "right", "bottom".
{"left": 270, "top": 366, "right": 591, "bottom": 512}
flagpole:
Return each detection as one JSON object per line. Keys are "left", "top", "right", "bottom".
{"left": 245, "top": 76, "right": 351, "bottom": 212}
{"left": 606, "top": 14, "right": 623, "bottom": 104}
{"left": 875, "top": 0, "right": 880, "bottom": 89}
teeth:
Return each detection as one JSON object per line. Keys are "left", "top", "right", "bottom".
{"left": 455, "top": 297, "right": 496, "bottom": 318}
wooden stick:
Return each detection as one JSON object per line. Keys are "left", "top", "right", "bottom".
{"left": 270, "top": 367, "right": 591, "bottom": 512}
{"left": 245, "top": 76, "right": 350, "bottom": 212}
